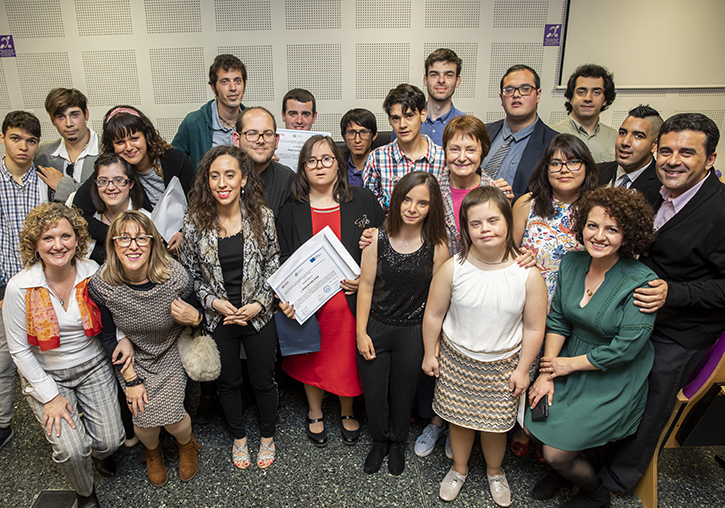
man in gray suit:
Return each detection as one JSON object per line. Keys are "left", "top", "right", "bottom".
{"left": 34, "top": 88, "right": 99, "bottom": 203}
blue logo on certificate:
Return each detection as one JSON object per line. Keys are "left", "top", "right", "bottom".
{"left": 323, "top": 285, "right": 331, "bottom": 293}
{"left": 310, "top": 257, "right": 315, "bottom": 263}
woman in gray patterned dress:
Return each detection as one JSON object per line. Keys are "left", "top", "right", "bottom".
{"left": 89, "top": 210, "right": 203, "bottom": 487}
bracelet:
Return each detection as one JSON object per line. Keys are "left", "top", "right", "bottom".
{"left": 192, "top": 311, "right": 203, "bottom": 327}
{"left": 125, "top": 376, "right": 144, "bottom": 387}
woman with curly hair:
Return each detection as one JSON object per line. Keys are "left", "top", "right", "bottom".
{"left": 524, "top": 187, "right": 658, "bottom": 508}
{"left": 179, "top": 145, "right": 280, "bottom": 469}
{"left": 2, "top": 203, "right": 124, "bottom": 507}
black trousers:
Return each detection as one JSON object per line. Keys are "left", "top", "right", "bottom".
{"left": 598, "top": 332, "right": 709, "bottom": 493}
{"left": 212, "top": 318, "right": 279, "bottom": 439}
{"left": 357, "top": 318, "right": 423, "bottom": 443}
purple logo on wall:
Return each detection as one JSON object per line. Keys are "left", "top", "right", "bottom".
{"left": 543, "top": 25, "right": 561, "bottom": 47}
{"left": 0, "top": 36, "right": 16, "bottom": 57}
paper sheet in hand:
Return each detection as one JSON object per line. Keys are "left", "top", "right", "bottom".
{"left": 150, "top": 176, "right": 188, "bottom": 243}
{"left": 268, "top": 226, "right": 360, "bottom": 324}
{"left": 276, "top": 128, "right": 331, "bottom": 172}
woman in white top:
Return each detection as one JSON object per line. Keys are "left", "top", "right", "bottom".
{"left": 2, "top": 203, "right": 126, "bottom": 508}
{"left": 422, "top": 186, "right": 547, "bottom": 506}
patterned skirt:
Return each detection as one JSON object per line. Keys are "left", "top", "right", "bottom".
{"left": 433, "top": 337, "right": 520, "bottom": 432}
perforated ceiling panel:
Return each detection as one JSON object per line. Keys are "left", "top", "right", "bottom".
{"left": 155, "top": 117, "right": 184, "bottom": 143}
{"left": 488, "top": 43, "right": 543, "bottom": 98}
{"left": 218, "top": 45, "right": 275, "bottom": 102}
{"left": 423, "top": 43, "right": 478, "bottom": 99}
{"left": 486, "top": 111, "right": 505, "bottom": 123}
{"left": 5, "top": 0, "right": 65, "bottom": 38}
{"left": 82, "top": 50, "right": 141, "bottom": 106}
{"left": 215, "top": 0, "right": 272, "bottom": 32}
{"left": 0, "top": 62, "right": 11, "bottom": 109}
{"left": 16, "top": 53, "right": 73, "bottom": 109}
{"left": 549, "top": 111, "right": 567, "bottom": 124}
{"left": 355, "top": 43, "right": 410, "bottom": 100}
{"left": 287, "top": 44, "right": 342, "bottom": 100}
{"left": 492, "top": 1, "right": 548, "bottom": 28}
{"left": 75, "top": 0, "right": 133, "bottom": 37}
{"left": 313, "top": 113, "right": 341, "bottom": 141}
{"left": 425, "top": 1, "right": 480, "bottom": 29}
{"left": 149, "top": 47, "right": 207, "bottom": 104}
{"left": 356, "top": 0, "right": 411, "bottom": 29}
{"left": 285, "top": 0, "right": 341, "bottom": 30}
{"left": 145, "top": 0, "right": 202, "bottom": 34}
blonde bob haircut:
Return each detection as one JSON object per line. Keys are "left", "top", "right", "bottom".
{"left": 100, "top": 210, "right": 172, "bottom": 286}
{"left": 20, "top": 203, "right": 90, "bottom": 268}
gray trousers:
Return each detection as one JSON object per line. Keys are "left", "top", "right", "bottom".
{"left": 24, "top": 353, "right": 124, "bottom": 496}
{"left": 0, "top": 312, "right": 16, "bottom": 428}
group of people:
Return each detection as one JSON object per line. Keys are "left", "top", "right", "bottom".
{"left": 0, "top": 47, "right": 723, "bottom": 508}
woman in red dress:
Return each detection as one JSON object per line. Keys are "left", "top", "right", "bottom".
{"left": 277, "top": 135, "right": 384, "bottom": 447}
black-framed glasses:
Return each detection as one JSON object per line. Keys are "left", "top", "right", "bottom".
{"left": 343, "top": 129, "right": 372, "bottom": 140}
{"left": 113, "top": 235, "right": 153, "bottom": 248}
{"left": 96, "top": 177, "right": 130, "bottom": 188}
{"left": 305, "top": 155, "right": 336, "bottom": 170}
{"left": 547, "top": 159, "right": 584, "bottom": 173}
{"left": 501, "top": 84, "right": 536, "bottom": 97}
{"left": 241, "top": 130, "right": 276, "bottom": 143}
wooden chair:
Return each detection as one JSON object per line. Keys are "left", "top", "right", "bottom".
{"left": 634, "top": 331, "right": 725, "bottom": 508}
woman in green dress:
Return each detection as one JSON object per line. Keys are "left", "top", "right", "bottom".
{"left": 525, "top": 187, "right": 658, "bottom": 508}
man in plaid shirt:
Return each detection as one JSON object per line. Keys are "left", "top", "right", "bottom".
{"left": 363, "top": 84, "right": 445, "bottom": 210}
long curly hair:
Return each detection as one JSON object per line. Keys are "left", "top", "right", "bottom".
{"left": 186, "top": 145, "right": 269, "bottom": 244}
{"left": 572, "top": 187, "right": 655, "bottom": 259}
{"left": 20, "top": 203, "right": 90, "bottom": 267}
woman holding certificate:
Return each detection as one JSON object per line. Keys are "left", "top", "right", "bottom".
{"left": 277, "top": 135, "right": 384, "bottom": 448}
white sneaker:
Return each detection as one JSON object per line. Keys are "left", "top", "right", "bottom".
{"left": 440, "top": 466, "right": 467, "bottom": 501}
{"left": 414, "top": 422, "right": 445, "bottom": 457}
{"left": 445, "top": 433, "right": 453, "bottom": 460}
{"left": 487, "top": 469, "right": 511, "bottom": 507}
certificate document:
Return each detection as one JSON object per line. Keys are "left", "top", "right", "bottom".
{"left": 276, "top": 128, "right": 332, "bottom": 172}
{"left": 268, "top": 226, "right": 360, "bottom": 324}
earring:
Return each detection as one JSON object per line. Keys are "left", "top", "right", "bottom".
{"left": 34, "top": 251, "right": 41, "bottom": 261}
{"left": 241, "top": 187, "right": 245, "bottom": 195}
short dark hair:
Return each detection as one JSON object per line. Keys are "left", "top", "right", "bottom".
{"left": 384, "top": 171, "right": 447, "bottom": 247}
{"left": 500, "top": 64, "right": 540, "bottom": 91}
{"left": 291, "top": 135, "right": 351, "bottom": 204}
{"left": 90, "top": 153, "right": 145, "bottom": 213}
{"left": 383, "top": 84, "right": 426, "bottom": 116}
{"left": 208, "top": 54, "right": 247, "bottom": 87}
{"left": 458, "top": 186, "right": 520, "bottom": 264}
{"left": 572, "top": 187, "right": 655, "bottom": 259}
{"left": 2, "top": 110, "right": 41, "bottom": 138}
{"left": 442, "top": 115, "right": 491, "bottom": 157}
{"left": 44, "top": 88, "right": 88, "bottom": 119}
{"left": 527, "top": 133, "right": 600, "bottom": 219}
{"left": 657, "top": 112, "right": 720, "bottom": 159}
{"left": 236, "top": 106, "right": 277, "bottom": 134}
{"left": 564, "top": 64, "right": 616, "bottom": 114}
{"left": 425, "top": 48, "right": 462, "bottom": 76}
{"left": 283, "top": 88, "right": 316, "bottom": 114}
{"left": 340, "top": 108, "right": 377, "bottom": 138}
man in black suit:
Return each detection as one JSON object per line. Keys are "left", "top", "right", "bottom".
{"left": 598, "top": 105, "right": 663, "bottom": 206}
{"left": 598, "top": 112, "right": 725, "bottom": 493}
{"left": 484, "top": 65, "right": 557, "bottom": 199}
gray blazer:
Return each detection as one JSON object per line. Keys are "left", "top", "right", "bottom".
{"left": 34, "top": 138, "right": 99, "bottom": 203}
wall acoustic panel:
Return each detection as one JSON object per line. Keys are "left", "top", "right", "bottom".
{"left": 75, "top": 0, "right": 133, "bottom": 37}
{"left": 16, "top": 52, "right": 73, "bottom": 109}
{"left": 549, "top": 111, "right": 567, "bottom": 125}
{"left": 287, "top": 44, "right": 342, "bottom": 101}
{"left": 5, "top": 0, "right": 65, "bottom": 39}
{"left": 155, "top": 117, "right": 184, "bottom": 144}
{"left": 145, "top": 0, "right": 202, "bottom": 34}
{"left": 492, "top": 1, "right": 548, "bottom": 28}
{"left": 486, "top": 111, "right": 505, "bottom": 123}
{"left": 215, "top": 0, "right": 272, "bottom": 32}
{"left": 149, "top": 47, "right": 207, "bottom": 105}
{"left": 311, "top": 113, "right": 340, "bottom": 141}
{"left": 82, "top": 50, "right": 141, "bottom": 107}
{"left": 355, "top": 0, "right": 411, "bottom": 29}
{"left": 423, "top": 43, "right": 478, "bottom": 99}
{"left": 0, "top": 61, "right": 11, "bottom": 109}
{"left": 425, "top": 1, "right": 480, "bottom": 29}
{"left": 218, "top": 45, "right": 275, "bottom": 102}
{"left": 610, "top": 110, "right": 629, "bottom": 131}
{"left": 355, "top": 43, "right": 410, "bottom": 101}
{"left": 488, "top": 42, "right": 543, "bottom": 98}
{"left": 285, "top": 0, "right": 341, "bottom": 30}
{"left": 676, "top": 109, "right": 725, "bottom": 128}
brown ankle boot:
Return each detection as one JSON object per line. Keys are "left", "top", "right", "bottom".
{"left": 178, "top": 433, "right": 201, "bottom": 482}
{"left": 141, "top": 444, "right": 167, "bottom": 486}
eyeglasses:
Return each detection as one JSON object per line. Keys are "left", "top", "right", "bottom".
{"left": 113, "top": 235, "right": 153, "bottom": 248}
{"left": 547, "top": 159, "right": 584, "bottom": 173}
{"left": 305, "top": 155, "right": 336, "bottom": 170}
{"left": 501, "top": 85, "right": 536, "bottom": 97}
{"left": 241, "top": 130, "right": 276, "bottom": 143}
{"left": 96, "top": 177, "right": 130, "bottom": 188}
{"left": 343, "top": 129, "right": 372, "bottom": 140}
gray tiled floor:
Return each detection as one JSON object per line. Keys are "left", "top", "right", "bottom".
{"left": 1, "top": 379, "right": 724, "bottom": 507}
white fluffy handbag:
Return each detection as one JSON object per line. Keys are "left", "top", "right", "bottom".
{"left": 177, "top": 327, "right": 221, "bottom": 382}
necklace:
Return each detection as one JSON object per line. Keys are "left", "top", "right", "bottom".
{"left": 473, "top": 254, "right": 505, "bottom": 265}
{"left": 219, "top": 114, "right": 236, "bottom": 129}
{"left": 47, "top": 266, "right": 74, "bottom": 307}
{"left": 585, "top": 276, "right": 605, "bottom": 297}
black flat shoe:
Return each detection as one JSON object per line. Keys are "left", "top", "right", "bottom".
{"left": 532, "top": 469, "right": 571, "bottom": 500}
{"left": 306, "top": 416, "right": 328, "bottom": 447}
{"left": 340, "top": 415, "right": 360, "bottom": 445}
{"left": 364, "top": 441, "right": 389, "bottom": 474}
{"left": 388, "top": 441, "right": 406, "bottom": 475}
{"left": 77, "top": 487, "right": 101, "bottom": 508}
{"left": 92, "top": 455, "right": 116, "bottom": 477}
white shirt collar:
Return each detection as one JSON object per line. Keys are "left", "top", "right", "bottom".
{"left": 13, "top": 259, "right": 99, "bottom": 290}
{"left": 50, "top": 128, "right": 100, "bottom": 160}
